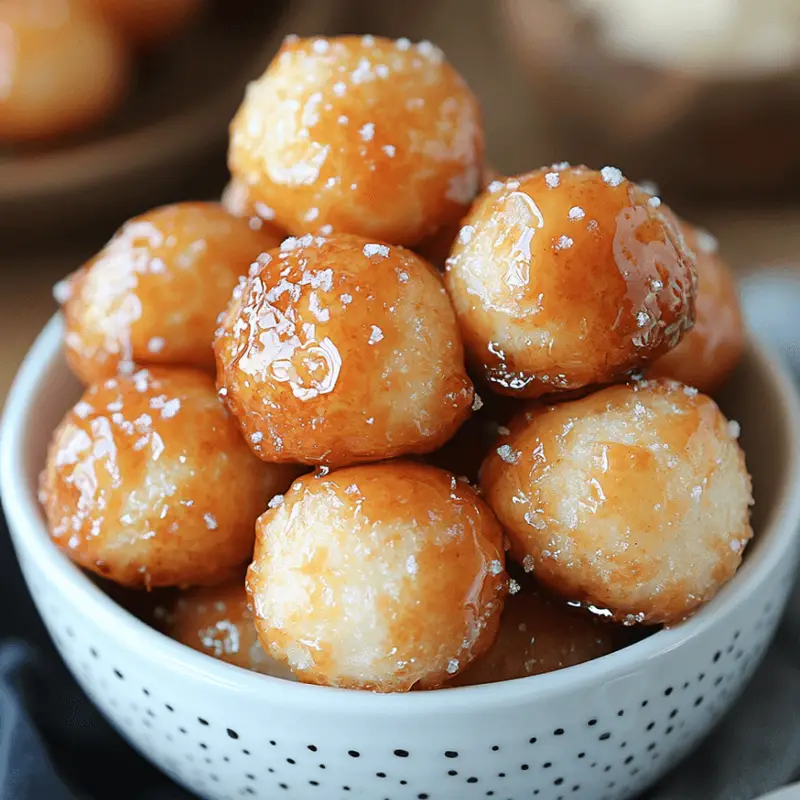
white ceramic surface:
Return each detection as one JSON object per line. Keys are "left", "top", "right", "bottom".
{"left": 3, "top": 315, "right": 800, "bottom": 800}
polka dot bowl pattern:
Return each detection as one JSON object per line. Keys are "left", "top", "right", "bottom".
{"left": 3, "top": 315, "right": 800, "bottom": 800}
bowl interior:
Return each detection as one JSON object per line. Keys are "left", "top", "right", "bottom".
{"left": 3, "top": 315, "right": 800, "bottom": 710}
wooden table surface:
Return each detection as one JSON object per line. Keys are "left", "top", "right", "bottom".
{"left": 2, "top": 0, "right": 799, "bottom": 402}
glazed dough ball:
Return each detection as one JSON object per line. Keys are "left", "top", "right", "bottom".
{"left": 450, "top": 579, "right": 623, "bottom": 686}
{"left": 83, "top": 0, "right": 202, "bottom": 46}
{"left": 60, "top": 202, "right": 281, "bottom": 385}
{"left": 648, "top": 224, "right": 744, "bottom": 395}
{"left": 39, "top": 368, "right": 296, "bottom": 588}
{"left": 445, "top": 165, "right": 697, "bottom": 397}
{"left": 220, "top": 177, "right": 289, "bottom": 240}
{"left": 215, "top": 233, "right": 474, "bottom": 467}
{"left": 247, "top": 461, "right": 507, "bottom": 691}
{"left": 480, "top": 380, "right": 753, "bottom": 624}
{"left": 229, "top": 35, "right": 483, "bottom": 247}
{"left": 0, "top": 0, "right": 129, "bottom": 141}
{"left": 159, "top": 580, "right": 294, "bottom": 679}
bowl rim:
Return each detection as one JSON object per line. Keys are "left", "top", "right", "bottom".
{"left": 3, "top": 314, "right": 800, "bottom": 714}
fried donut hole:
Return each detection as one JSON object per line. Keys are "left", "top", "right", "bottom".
{"left": 159, "top": 580, "right": 294, "bottom": 679}
{"left": 60, "top": 202, "right": 281, "bottom": 385}
{"left": 0, "top": 0, "right": 129, "bottom": 142}
{"left": 445, "top": 165, "right": 697, "bottom": 398}
{"left": 228, "top": 35, "right": 483, "bottom": 247}
{"left": 39, "top": 368, "right": 296, "bottom": 588}
{"left": 247, "top": 461, "right": 508, "bottom": 691}
{"left": 84, "top": 0, "right": 202, "bottom": 47}
{"left": 215, "top": 233, "right": 474, "bottom": 467}
{"left": 480, "top": 380, "right": 753, "bottom": 625}
{"left": 449, "top": 579, "right": 622, "bottom": 686}
{"left": 648, "top": 223, "right": 744, "bottom": 395}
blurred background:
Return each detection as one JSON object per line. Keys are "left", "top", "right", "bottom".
{"left": 3, "top": 0, "right": 800, "bottom": 398}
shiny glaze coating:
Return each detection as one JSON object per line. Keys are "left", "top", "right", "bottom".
{"left": 480, "top": 380, "right": 753, "bottom": 624}
{"left": 228, "top": 35, "right": 483, "bottom": 247}
{"left": 83, "top": 0, "right": 202, "bottom": 46}
{"left": 214, "top": 233, "right": 474, "bottom": 467}
{"left": 445, "top": 165, "right": 697, "bottom": 397}
{"left": 0, "top": 0, "right": 129, "bottom": 141}
{"left": 648, "top": 223, "right": 744, "bottom": 395}
{"left": 220, "top": 177, "right": 290, "bottom": 241}
{"left": 61, "top": 202, "right": 281, "bottom": 385}
{"left": 158, "top": 580, "right": 294, "bottom": 678}
{"left": 449, "top": 578, "right": 624, "bottom": 686}
{"left": 247, "top": 461, "right": 507, "bottom": 691}
{"left": 39, "top": 368, "right": 296, "bottom": 588}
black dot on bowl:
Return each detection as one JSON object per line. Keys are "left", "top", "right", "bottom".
{"left": 179, "top": 727, "right": 187, "bottom": 735}
{"left": 698, "top": 672, "right": 706, "bottom": 681}
{"left": 199, "top": 743, "right": 207, "bottom": 750}
{"left": 198, "top": 718, "right": 209, "bottom": 726}
{"left": 713, "top": 651, "right": 721, "bottom": 663}
{"left": 669, "top": 709, "right": 678, "bottom": 719}
{"left": 448, "top": 770, "right": 458, "bottom": 776}
{"left": 620, "top": 742, "right": 627, "bottom": 749}
{"left": 146, "top": 709, "right": 155, "bottom": 718}
{"left": 664, "top": 687, "right": 673, "bottom": 696}
{"left": 599, "top": 733, "right": 611, "bottom": 741}
{"left": 631, "top": 768, "right": 640, "bottom": 776}
{"left": 646, "top": 722, "right": 655, "bottom": 731}
{"left": 268, "top": 768, "right": 274, "bottom": 774}
{"left": 521, "top": 764, "right": 529, "bottom": 770}
{"left": 617, "top": 710, "right": 624, "bottom": 717}
{"left": 641, "top": 700, "right": 649, "bottom": 707}
{"left": 604, "top": 766, "right": 611, "bottom": 773}
{"left": 418, "top": 794, "right": 429, "bottom": 799}
{"left": 647, "top": 743, "right": 656, "bottom": 751}
{"left": 608, "top": 781, "right": 616, "bottom": 789}
{"left": 279, "top": 784, "right": 288, "bottom": 791}
{"left": 578, "top": 752, "right": 585, "bottom": 759}
{"left": 242, "top": 749, "right": 251, "bottom": 756}
{"left": 245, "top": 789, "right": 255, "bottom": 796}
{"left": 318, "top": 764, "right": 325, "bottom": 770}
{"left": 543, "top": 762, "right": 552, "bottom": 769}
{"left": 727, "top": 644, "right": 734, "bottom": 654}
{"left": 400, "top": 780, "right": 408, "bottom": 786}
{"left": 204, "top": 758, "right": 211, "bottom": 765}
{"left": 682, "top": 681, "right": 690, "bottom": 690}
{"left": 666, "top": 726, "right": 674, "bottom": 735}
{"left": 246, "top": 774, "right": 255, "bottom": 781}
{"left": 624, "top": 756, "right": 634, "bottom": 765}
{"left": 554, "top": 778, "right": 564, "bottom": 786}
{"left": 572, "top": 786, "right": 580, "bottom": 792}
{"left": 445, "top": 750, "right": 458, "bottom": 758}
{"left": 286, "top": 758, "right": 295, "bottom": 765}
{"left": 486, "top": 792, "right": 494, "bottom": 797}
{"left": 492, "top": 745, "right": 500, "bottom": 751}
{"left": 309, "top": 780, "right": 319, "bottom": 786}
{"left": 348, "top": 750, "right": 360, "bottom": 758}
{"left": 142, "top": 688, "right": 150, "bottom": 697}
{"left": 588, "top": 719, "right": 597, "bottom": 727}
{"left": 529, "top": 737, "right": 537, "bottom": 744}
{"left": 308, "top": 745, "right": 317, "bottom": 752}
{"left": 377, "top": 772, "right": 386, "bottom": 778}
{"left": 90, "top": 647, "right": 99, "bottom": 659}
{"left": 227, "top": 728, "right": 239, "bottom": 740}
{"left": 467, "top": 777, "right": 478, "bottom": 783}
{"left": 695, "top": 697, "right": 704, "bottom": 706}
{"left": 114, "top": 669, "right": 124, "bottom": 680}
{"left": 165, "top": 704, "right": 174, "bottom": 712}
{"left": 734, "top": 630, "right": 741, "bottom": 640}
{"left": 591, "top": 763, "right": 597, "bottom": 768}
{"left": 342, "top": 787, "right": 350, "bottom": 792}
{"left": 394, "top": 749, "right": 409, "bottom": 758}
{"left": 497, "top": 773, "right": 505, "bottom": 778}
{"left": 554, "top": 728, "right": 565, "bottom": 736}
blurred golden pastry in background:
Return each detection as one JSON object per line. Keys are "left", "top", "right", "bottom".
{"left": 648, "top": 223, "right": 744, "bottom": 395}
{"left": 83, "top": 0, "right": 203, "bottom": 47}
{"left": 0, "top": 0, "right": 129, "bottom": 142}
{"left": 60, "top": 202, "right": 281, "bottom": 385}
{"left": 449, "top": 578, "right": 623, "bottom": 686}
{"left": 159, "top": 580, "right": 295, "bottom": 678}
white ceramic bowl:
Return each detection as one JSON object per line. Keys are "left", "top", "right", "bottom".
{"left": 3, "top": 315, "right": 800, "bottom": 800}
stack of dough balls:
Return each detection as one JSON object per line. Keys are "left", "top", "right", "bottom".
{"left": 41, "top": 34, "right": 752, "bottom": 693}
{"left": 0, "top": 0, "right": 203, "bottom": 143}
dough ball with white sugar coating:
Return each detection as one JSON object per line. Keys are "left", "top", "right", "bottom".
{"left": 444, "top": 165, "right": 697, "bottom": 397}
{"left": 449, "top": 579, "right": 625, "bottom": 686}
{"left": 247, "top": 461, "right": 507, "bottom": 691}
{"left": 214, "top": 233, "right": 474, "bottom": 467}
{"left": 160, "top": 580, "right": 294, "bottom": 679}
{"left": 61, "top": 202, "right": 282, "bottom": 385}
{"left": 648, "top": 222, "right": 744, "bottom": 395}
{"left": 228, "top": 35, "right": 483, "bottom": 246}
{"left": 480, "top": 380, "right": 753, "bottom": 624}
{"left": 39, "top": 368, "right": 297, "bottom": 588}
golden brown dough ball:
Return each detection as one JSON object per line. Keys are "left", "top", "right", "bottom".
{"left": 480, "top": 379, "right": 753, "bottom": 625}
{"left": 445, "top": 165, "right": 697, "bottom": 398}
{"left": 60, "top": 202, "right": 281, "bottom": 385}
{"left": 39, "top": 368, "right": 297, "bottom": 588}
{"left": 648, "top": 223, "right": 744, "bottom": 395}
{"left": 159, "top": 580, "right": 294, "bottom": 678}
{"left": 450, "top": 579, "right": 623, "bottom": 686}
{"left": 247, "top": 461, "right": 507, "bottom": 691}
{"left": 215, "top": 232, "right": 474, "bottom": 467}
{"left": 228, "top": 35, "right": 483, "bottom": 247}
{"left": 0, "top": 0, "right": 129, "bottom": 142}
{"left": 220, "top": 177, "right": 289, "bottom": 241}
{"left": 83, "top": 0, "right": 202, "bottom": 47}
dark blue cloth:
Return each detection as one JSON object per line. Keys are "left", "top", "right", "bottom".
{"left": 0, "top": 512, "right": 194, "bottom": 800}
